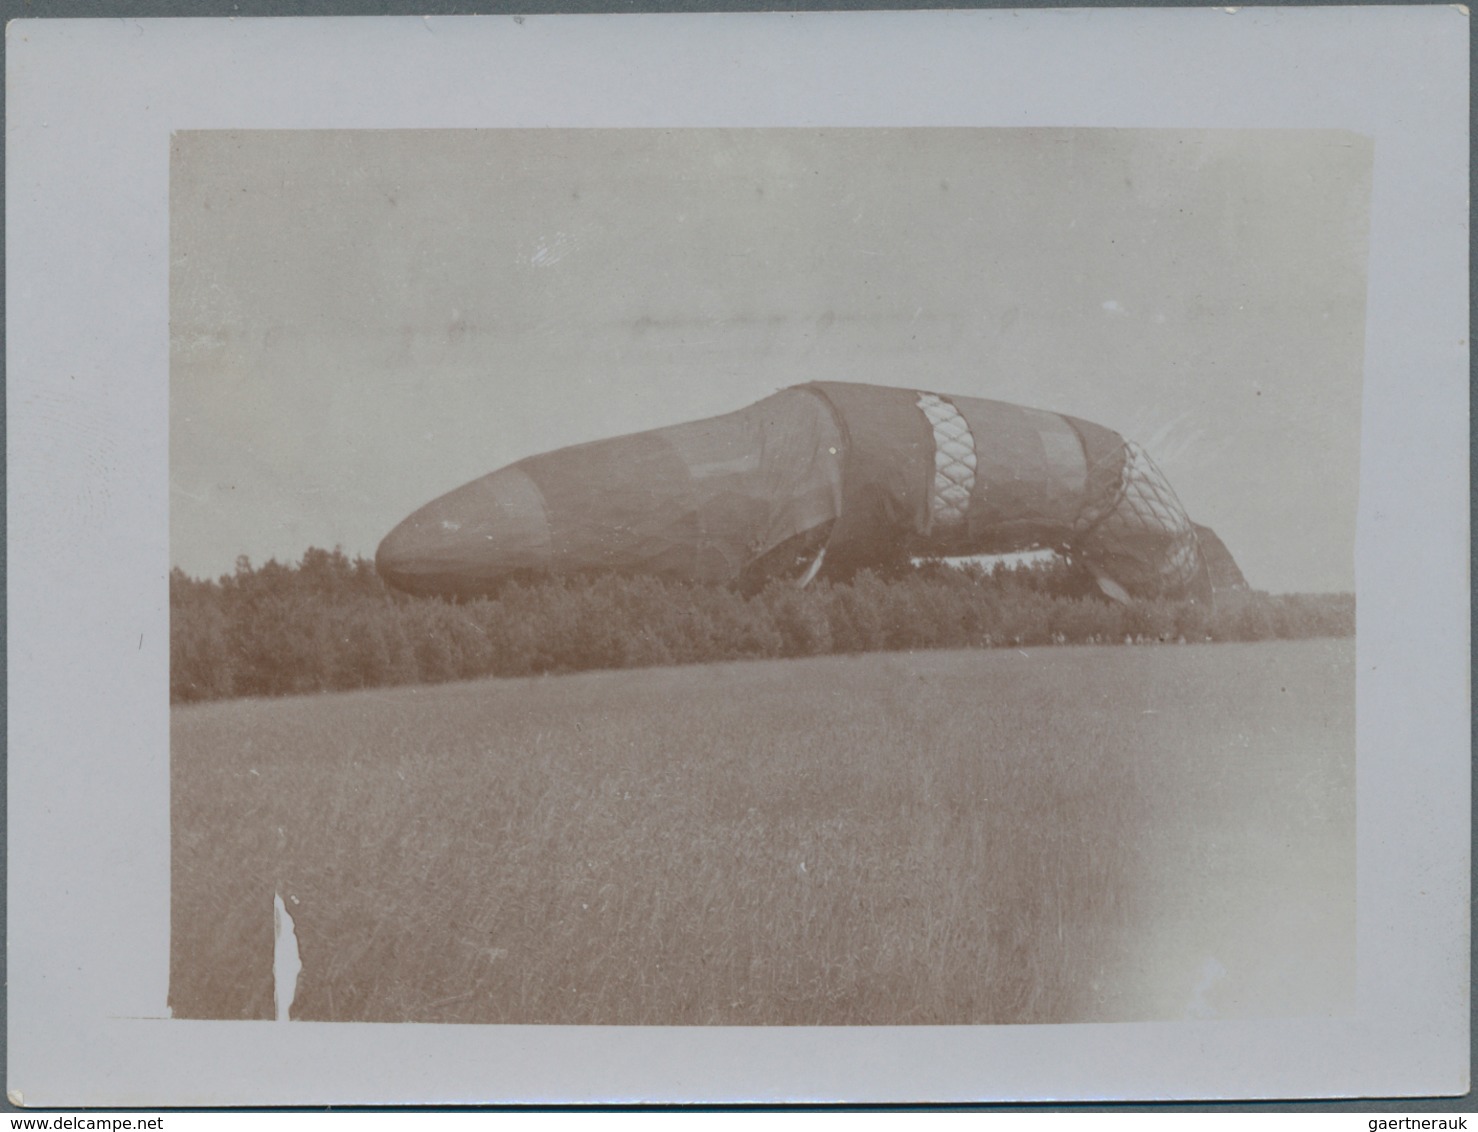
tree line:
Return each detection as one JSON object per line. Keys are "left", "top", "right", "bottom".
{"left": 170, "top": 547, "right": 1356, "bottom": 704}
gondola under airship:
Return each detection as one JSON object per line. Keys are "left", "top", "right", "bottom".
{"left": 375, "top": 382, "right": 1246, "bottom": 602}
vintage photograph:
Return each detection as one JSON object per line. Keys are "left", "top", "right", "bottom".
{"left": 168, "top": 127, "right": 1368, "bottom": 1027}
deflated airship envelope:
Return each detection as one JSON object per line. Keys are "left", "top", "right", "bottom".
{"left": 378, "top": 381, "right": 1247, "bottom": 603}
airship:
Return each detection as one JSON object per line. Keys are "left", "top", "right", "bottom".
{"left": 375, "top": 381, "right": 1246, "bottom": 603}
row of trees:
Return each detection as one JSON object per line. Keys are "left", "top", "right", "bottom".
{"left": 170, "top": 548, "right": 1356, "bottom": 704}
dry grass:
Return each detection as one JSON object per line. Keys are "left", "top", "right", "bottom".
{"left": 171, "top": 639, "right": 1353, "bottom": 1025}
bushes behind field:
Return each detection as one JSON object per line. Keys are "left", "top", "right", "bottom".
{"left": 169, "top": 548, "right": 1356, "bottom": 703}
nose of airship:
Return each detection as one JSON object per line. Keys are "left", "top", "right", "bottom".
{"left": 376, "top": 466, "right": 552, "bottom": 598}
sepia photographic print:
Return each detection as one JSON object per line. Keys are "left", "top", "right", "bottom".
{"left": 169, "top": 127, "right": 1366, "bottom": 1027}
{"left": 8, "top": 9, "right": 1468, "bottom": 1107}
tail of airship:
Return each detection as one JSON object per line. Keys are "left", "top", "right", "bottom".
{"left": 376, "top": 381, "right": 1245, "bottom": 603}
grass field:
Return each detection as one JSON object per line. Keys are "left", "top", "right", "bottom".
{"left": 170, "top": 638, "right": 1354, "bottom": 1025}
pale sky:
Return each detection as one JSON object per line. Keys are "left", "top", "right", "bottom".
{"left": 171, "top": 128, "right": 1371, "bottom": 592}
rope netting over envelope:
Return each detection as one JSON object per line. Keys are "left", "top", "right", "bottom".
{"left": 376, "top": 381, "right": 1246, "bottom": 602}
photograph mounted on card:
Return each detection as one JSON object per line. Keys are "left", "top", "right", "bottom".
{"left": 6, "top": 7, "right": 1468, "bottom": 1107}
